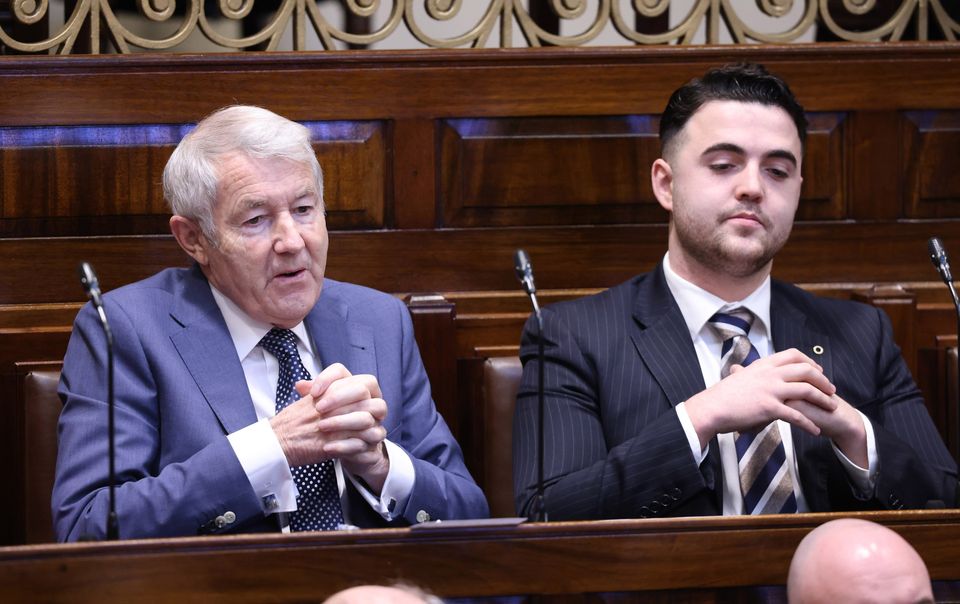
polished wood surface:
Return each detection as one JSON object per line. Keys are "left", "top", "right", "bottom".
{"left": 1, "top": 44, "right": 960, "bottom": 239}
{"left": 0, "top": 512, "right": 957, "bottom": 602}
{"left": 2, "top": 43, "right": 960, "bottom": 544}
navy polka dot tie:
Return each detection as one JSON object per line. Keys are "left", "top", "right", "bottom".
{"left": 259, "top": 328, "right": 344, "bottom": 531}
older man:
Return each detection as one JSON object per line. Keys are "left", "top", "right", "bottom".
{"left": 53, "top": 105, "right": 487, "bottom": 540}
{"left": 788, "top": 518, "right": 933, "bottom": 604}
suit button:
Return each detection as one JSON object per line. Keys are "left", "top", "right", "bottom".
{"left": 639, "top": 506, "right": 652, "bottom": 518}
{"left": 416, "top": 510, "right": 431, "bottom": 523}
{"left": 223, "top": 511, "right": 236, "bottom": 524}
{"left": 214, "top": 515, "right": 226, "bottom": 529}
{"left": 650, "top": 501, "right": 664, "bottom": 513}
{"left": 669, "top": 488, "right": 681, "bottom": 498}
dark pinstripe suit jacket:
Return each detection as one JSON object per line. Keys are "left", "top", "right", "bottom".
{"left": 513, "top": 263, "right": 958, "bottom": 519}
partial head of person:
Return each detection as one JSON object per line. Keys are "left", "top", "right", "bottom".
{"left": 323, "top": 584, "right": 444, "bottom": 604}
{"left": 164, "top": 105, "right": 328, "bottom": 329}
{"left": 787, "top": 518, "right": 934, "bottom": 604}
{"left": 651, "top": 63, "right": 808, "bottom": 298}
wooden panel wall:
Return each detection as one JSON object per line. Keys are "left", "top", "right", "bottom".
{"left": 1, "top": 43, "right": 960, "bottom": 543}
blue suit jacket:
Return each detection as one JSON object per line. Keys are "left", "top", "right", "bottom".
{"left": 53, "top": 265, "right": 487, "bottom": 541}
{"left": 514, "top": 264, "right": 958, "bottom": 519}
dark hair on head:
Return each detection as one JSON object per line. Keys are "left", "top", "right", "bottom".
{"left": 658, "top": 62, "right": 807, "bottom": 157}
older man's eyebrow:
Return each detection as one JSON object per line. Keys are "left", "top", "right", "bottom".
{"left": 239, "top": 197, "right": 267, "bottom": 210}
{"left": 701, "top": 142, "right": 798, "bottom": 167}
{"left": 294, "top": 187, "right": 318, "bottom": 200}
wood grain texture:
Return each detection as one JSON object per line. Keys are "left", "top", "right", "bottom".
{"left": 2, "top": 45, "right": 960, "bottom": 549}
{"left": 0, "top": 512, "right": 956, "bottom": 602}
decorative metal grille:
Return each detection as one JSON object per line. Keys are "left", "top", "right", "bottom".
{"left": 0, "top": 0, "right": 958, "bottom": 55}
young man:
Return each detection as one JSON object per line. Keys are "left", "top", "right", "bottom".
{"left": 53, "top": 106, "right": 488, "bottom": 540}
{"left": 514, "top": 63, "right": 957, "bottom": 519}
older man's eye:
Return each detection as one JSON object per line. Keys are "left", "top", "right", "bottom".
{"left": 244, "top": 215, "right": 264, "bottom": 226}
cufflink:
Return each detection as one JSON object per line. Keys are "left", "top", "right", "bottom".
{"left": 262, "top": 494, "right": 280, "bottom": 512}
{"left": 416, "top": 509, "right": 431, "bottom": 523}
{"left": 213, "top": 511, "right": 236, "bottom": 529}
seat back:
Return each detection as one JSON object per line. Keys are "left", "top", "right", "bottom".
{"left": 17, "top": 366, "right": 62, "bottom": 544}
{"left": 482, "top": 356, "right": 523, "bottom": 518}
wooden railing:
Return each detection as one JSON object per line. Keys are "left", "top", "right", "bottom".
{"left": 1, "top": 511, "right": 959, "bottom": 602}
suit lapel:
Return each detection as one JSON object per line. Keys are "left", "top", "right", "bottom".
{"left": 168, "top": 265, "right": 258, "bottom": 434}
{"left": 770, "top": 283, "right": 833, "bottom": 510}
{"left": 305, "top": 282, "right": 378, "bottom": 378}
{"left": 628, "top": 264, "right": 707, "bottom": 407}
{"left": 628, "top": 265, "right": 723, "bottom": 508}
{"left": 769, "top": 284, "right": 833, "bottom": 379}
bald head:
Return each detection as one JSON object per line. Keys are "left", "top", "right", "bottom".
{"left": 323, "top": 585, "right": 441, "bottom": 604}
{"left": 787, "top": 518, "right": 933, "bottom": 604}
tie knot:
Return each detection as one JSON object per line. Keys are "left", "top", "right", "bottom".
{"left": 708, "top": 307, "right": 754, "bottom": 340}
{"left": 259, "top": 328, "right": 300, "bottom": 362}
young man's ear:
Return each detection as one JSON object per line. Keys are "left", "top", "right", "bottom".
{"left": 169, "top": 215, "right": 210, "bottom": 266}
{"left": 651, "top": 158, "right": 674, "bottom": 213}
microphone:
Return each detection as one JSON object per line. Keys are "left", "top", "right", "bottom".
{"left": 927, "top": 238, "right": 960, "bottom": 475}
{"left": 78, "top": 261, "right": 104, "bottom": 308}
{"left": 77, "top": 262, "right": 119, "bottom": 541}
{"left": 514, "top": 250, "right": 547, "bottom": 522}
{"left": 514, "top": 249, "right": 537, "bottom": 299}
{"left": 929, "top": 237, "right": 956, "bottom": 289}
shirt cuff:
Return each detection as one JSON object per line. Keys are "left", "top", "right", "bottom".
{"left": 226, "top": 418, "right": 298, "bottom": 515}
{"left": 344, "top": 439, "right": 414, "bottom": 521}
{"left": 830, "top": 410, "right": 879, "bottom": 498}
{"left": 676, "top": 402, "right": 708, "bottom": 466}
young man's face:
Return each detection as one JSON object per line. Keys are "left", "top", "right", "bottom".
{"left": 654, "top": 100, "right": 804, "bottom": 283}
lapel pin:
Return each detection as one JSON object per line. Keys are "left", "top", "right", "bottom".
{"left": 812, "top": 345, "right": 824, "bottom": 355}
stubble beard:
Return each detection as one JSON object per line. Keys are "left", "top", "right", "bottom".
{"left": 673, "top": 213, "right": 791, "bottom": 281}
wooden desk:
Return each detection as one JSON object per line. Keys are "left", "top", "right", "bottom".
{"left": 1, "top": 511, "right": 957, "bottom": 602}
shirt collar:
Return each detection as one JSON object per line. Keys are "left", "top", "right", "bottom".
{"left": 208, "top": 284, "right": 311, "bottom": 361}
{"left": 662, "top": 252, "right": 771, "bottom": 340}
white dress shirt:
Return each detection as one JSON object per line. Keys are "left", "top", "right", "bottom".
{"left": 662, "top": 253, "right": 878, "bottom": 514}
{"left": 211, "top": 285, "right": 415, "bottom": 527}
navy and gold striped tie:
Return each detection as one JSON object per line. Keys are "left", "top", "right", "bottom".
{"left": 709, "top": 309, "right": 798, "bottom": 515}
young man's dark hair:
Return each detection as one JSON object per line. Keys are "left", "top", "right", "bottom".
{"left": 658, "top": 62, "right": 808, "bottom": 157}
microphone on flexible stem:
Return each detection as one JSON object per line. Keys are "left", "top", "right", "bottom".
{"left": 514, "top": 249, "right": 547, "bottom": 522}
{"left": 928, "top": 237, "right": 960, "bottom": 474}
{"left": 78, "top": 261, "right": 119, "bottom": 541}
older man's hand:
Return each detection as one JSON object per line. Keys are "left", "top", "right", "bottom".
{"left": 303, "top": 363, "right": 390, "bottom": 493}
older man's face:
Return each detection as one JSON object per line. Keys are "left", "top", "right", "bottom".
{"left": 199, "top": 152, "right": 328, "bottom": 328}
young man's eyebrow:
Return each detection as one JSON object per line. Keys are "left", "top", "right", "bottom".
{"left": 701, "top": 143, "right": 798, "bottom": 167}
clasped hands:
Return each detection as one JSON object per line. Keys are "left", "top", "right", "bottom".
{"left": 269, "top": 363, "right": 390, "bottom": 493}
{"left": 684, "top": 348, "right": 868, "bottom": 467}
